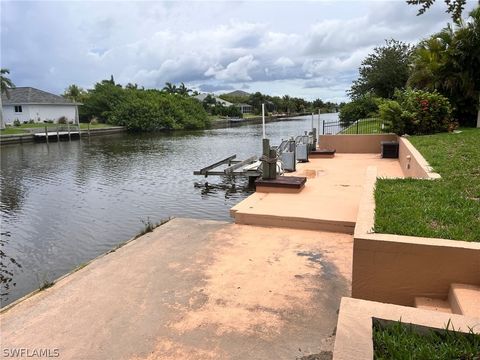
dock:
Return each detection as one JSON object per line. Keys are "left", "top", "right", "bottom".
{"left": 33, "top": 131, "right": 80, "bottom": 142}
{"left": 0, "top": 218, "right": 352, "bottom": 359}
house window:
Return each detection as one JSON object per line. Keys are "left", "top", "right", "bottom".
{"left": 14, "top": 105, "right": 23, "bottom": 113}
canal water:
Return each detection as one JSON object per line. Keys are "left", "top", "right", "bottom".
{"left": 0, "top": 113, "right": 338, "bottom": 307}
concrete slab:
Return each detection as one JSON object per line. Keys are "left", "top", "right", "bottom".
{"left": 0, "top": 218, "right": 353, "bottom": 360}
{"left": 231, "top": 154, "right": 403, "bottom": 233}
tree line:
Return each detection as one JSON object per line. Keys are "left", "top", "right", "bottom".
{"left": 62, "top": 77, "right": 339, "bottom": 131}
{"left": 340, "top": 5, "right": 480, "bottom": 134}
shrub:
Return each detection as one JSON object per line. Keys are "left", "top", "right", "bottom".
{"left": 339, "top": 95, "right": 380, "bottom": 127}
{"left": 379, "top": 89, "right": 453, "bottom": 135}
{"left": 57, "top": 116, "right": 67, "bottom": 124}
{"left": 378, "top": 100, "right": 405, "bottom": 134}
{"left": 90, "top": 117, "right": 99, "bottom": 125}
{"left": 108, "top": 90, "right": 209, "bottom": 132}
{"left": 28, "top": 119, "right": 35, "bottom": 124}
{"left": 402, "top": 89, "right": 452, "bottom": 134}
{"left": 13, "top": 119, "right": 21, "bottom": 127}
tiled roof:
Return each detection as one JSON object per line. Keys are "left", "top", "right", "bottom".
{"left": 1, "top": 87, "right": 80, "bottom": 105}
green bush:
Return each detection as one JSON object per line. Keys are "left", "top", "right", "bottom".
{"left": 379, "top": 89, "right": 453, "bottom": 135}
{"left": 402, "top": 89, "right": 452, "bottom": 134}
{"left": 339, "top": 95, "right": 380, "bottom": 127}
{"left": 13, "top": 119, "right": 21, "bottom": 127}
{"left": 108, "top": 90, "right": 209, "bottom": 132}
{"left": 57, "top": 116, "right": 67, "bottom": 124}
{"left": 378, "top": 100, "right": 405, "bottom": 134}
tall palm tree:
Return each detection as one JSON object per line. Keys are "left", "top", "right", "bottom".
{"left": 0, "top": 68, "right": 15, "bottom": 130}
{"left": 162, "top": 82, "right": 177, "bottom": 94}
{"left": 177, "top": 82, "right": 192, "bottom": 96}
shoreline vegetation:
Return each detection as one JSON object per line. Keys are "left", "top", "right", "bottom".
{"left": 69, "top": 77, "right": 338, "bottom": 132}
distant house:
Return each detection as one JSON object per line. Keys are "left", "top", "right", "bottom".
{"left": 1, "top": 87, "right": 82, "bottom": 124}
{"left": 193, "top": 93, "right": 233, "bottom": 107}
{"left": 224, "top": 90, "right": 250, "bottom": 97}
{"left": 237, "top": 103, "right": 253, "bottom": 114}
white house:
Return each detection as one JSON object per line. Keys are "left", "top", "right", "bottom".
{"left": 1, "top": 87, "right": 81, "bottom": 125}
{"left": 237, "top": 103, "right": 253, "bottom": 114}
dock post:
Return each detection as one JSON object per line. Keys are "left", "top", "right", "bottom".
{"left": 88, "top": 123, "right": 90, "bottom": 137}
{"left": 78, "top": 122, "right": 81, "bottom": 139}
{"left": 312, "top": 127, "right": 317, "bottom": 151}
{"left": 318, "top": 109, "right": 320, "bottom": 141}
{"left": 67, "top": 122, "right": 71, "bottom": 141}
{"left": 45, "top": 126, "right": 49, "bottom": 144}
{"left": 262, "top": 138, "right": 276, "bottom": 180}
{"left": 56, "top": 127, "right": 60, "bottom": 142}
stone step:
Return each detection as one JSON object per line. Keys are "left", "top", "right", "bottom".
{"left": 448, "top": 283, "right": 480, "bottom": 318}
{"left": 414, "top": 297, "right": 452, "bottom": 313}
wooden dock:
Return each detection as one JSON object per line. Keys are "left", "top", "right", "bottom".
{"left": 34, "top": 131, "right": 80, "bottom": 142}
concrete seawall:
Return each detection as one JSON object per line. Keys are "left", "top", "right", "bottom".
{"left": 0, "top": 126, "right": 127, "bottom": 145}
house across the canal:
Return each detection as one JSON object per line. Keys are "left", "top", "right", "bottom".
{"left": 1, "top": 87, "right": 82, "bottom": 124}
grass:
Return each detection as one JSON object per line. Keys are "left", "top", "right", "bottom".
{"left": 375, "top": 128, "right": 480, "bottom": 241}
{"left": 0, "top": 128, "right": 29, "bottom": 135}
{"left": 340, "top": 118, "right": 385, "bottom": 134}
{"left": 6, "top": 122, "right": 117, "bottom": 129}
{"left": 373, "top": 319, "right": 480, "bottom": 360}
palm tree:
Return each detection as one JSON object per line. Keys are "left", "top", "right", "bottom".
{"left": 63, "top": 84, "right": 84, "bottom": 102}
{"left": 162, "top": 82, "right": 177, "bottom": 94}
{"left": 177, "top": 82, "right": 192, "bottom": 96}
{"left": 0, "top": 68, "right": 15, "bottom": 130}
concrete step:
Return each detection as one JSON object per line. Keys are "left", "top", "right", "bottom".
{"left": 448, "top": 283, "right": 480, "bottom": 318}
{"left": 414, "top": 297, "right": 452, "bottom": 313}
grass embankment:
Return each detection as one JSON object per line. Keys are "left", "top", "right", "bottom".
{"left": 373, "top": 320, "right": 480, "bottom": 360}
{"left": 375, "top": 128, "right": 480, "bottom": 242}
{"left": 1, "top": 123, "right": 118, "bottom": 135}
{"left": 340, "top": 118, "right": 385, "bottom": 134}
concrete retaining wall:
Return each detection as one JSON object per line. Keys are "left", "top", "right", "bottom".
{"left": 398, "top": 137, "right": 441, "bottom": 179}
{"left": 333, "top": 297, "right": 480, "bottom": 360}
{"left": 352, "top": 165, "right": 480, "bottom": 306}
{"left": 0, "top": 126, "right": 126, "bottom": 145}
{"left": 318, "top": 134, "right": 397, "bottom": 153}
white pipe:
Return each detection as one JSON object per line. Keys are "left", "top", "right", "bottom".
{"left": 262, "top": 103, "right": 266, "bottom": 139}
{"left": 318, "top": 109, "right": 320, "bottom": 133}
{"left": 311, "top": 112, "right": 314, "bottom": 130}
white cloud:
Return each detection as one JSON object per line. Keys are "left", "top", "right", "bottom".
{"left": 274, "top": 56, "right": 295, "bottom": 68}
{"left": 204, "top": 55, "right": 259, "bottom": 81}
{"left": 2, "top": 0, "right": 475, "bottom": 101}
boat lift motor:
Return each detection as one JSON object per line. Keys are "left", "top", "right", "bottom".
{"left": 277, "top": 137, "right": 296, "bottom": 172}
{"left": 295, "top": 133, "right": 310, "bottom": 162}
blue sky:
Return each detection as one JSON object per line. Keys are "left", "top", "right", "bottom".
{"left": 1, "top": 0, "right": 477, "bottom": 102}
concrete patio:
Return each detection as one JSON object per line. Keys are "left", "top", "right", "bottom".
{"left": 231, "top": 154, "right": 404, "bottom": 234}
{"left": 1, "top": 218, "right": 353, "bottom": 360}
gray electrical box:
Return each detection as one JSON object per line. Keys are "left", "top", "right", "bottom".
{"left": 280, "top": 152, "right": 296, "bottom": 172}
{"left": 296, "top": 144, "right": 309, "bottom": 162}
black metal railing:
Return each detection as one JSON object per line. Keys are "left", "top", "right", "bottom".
{"left": 321, "top": 118, "right": 386, "bottom": 135}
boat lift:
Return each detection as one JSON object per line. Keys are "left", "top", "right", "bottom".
{"left": 194, "top": 106, "right": 318, "bottom": 182}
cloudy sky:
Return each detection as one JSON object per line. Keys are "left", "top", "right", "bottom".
{"left": 1, "top": 0, "right": 477, "bottom": 102}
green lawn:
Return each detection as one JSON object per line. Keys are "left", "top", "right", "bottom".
{"left": 1, "top": 123, "right": 118, "bottom": 134}
{"left": 375, "top": 128, "right": 480, "bottom": 242}
{"left": 340, "top": 118, "right": 385, "bottom": 134}
{"left": 373, "top": 319, "right": 480, "bottom": 360}
{"left": 0, "top": 128, "right": 29, "bottom": 135}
